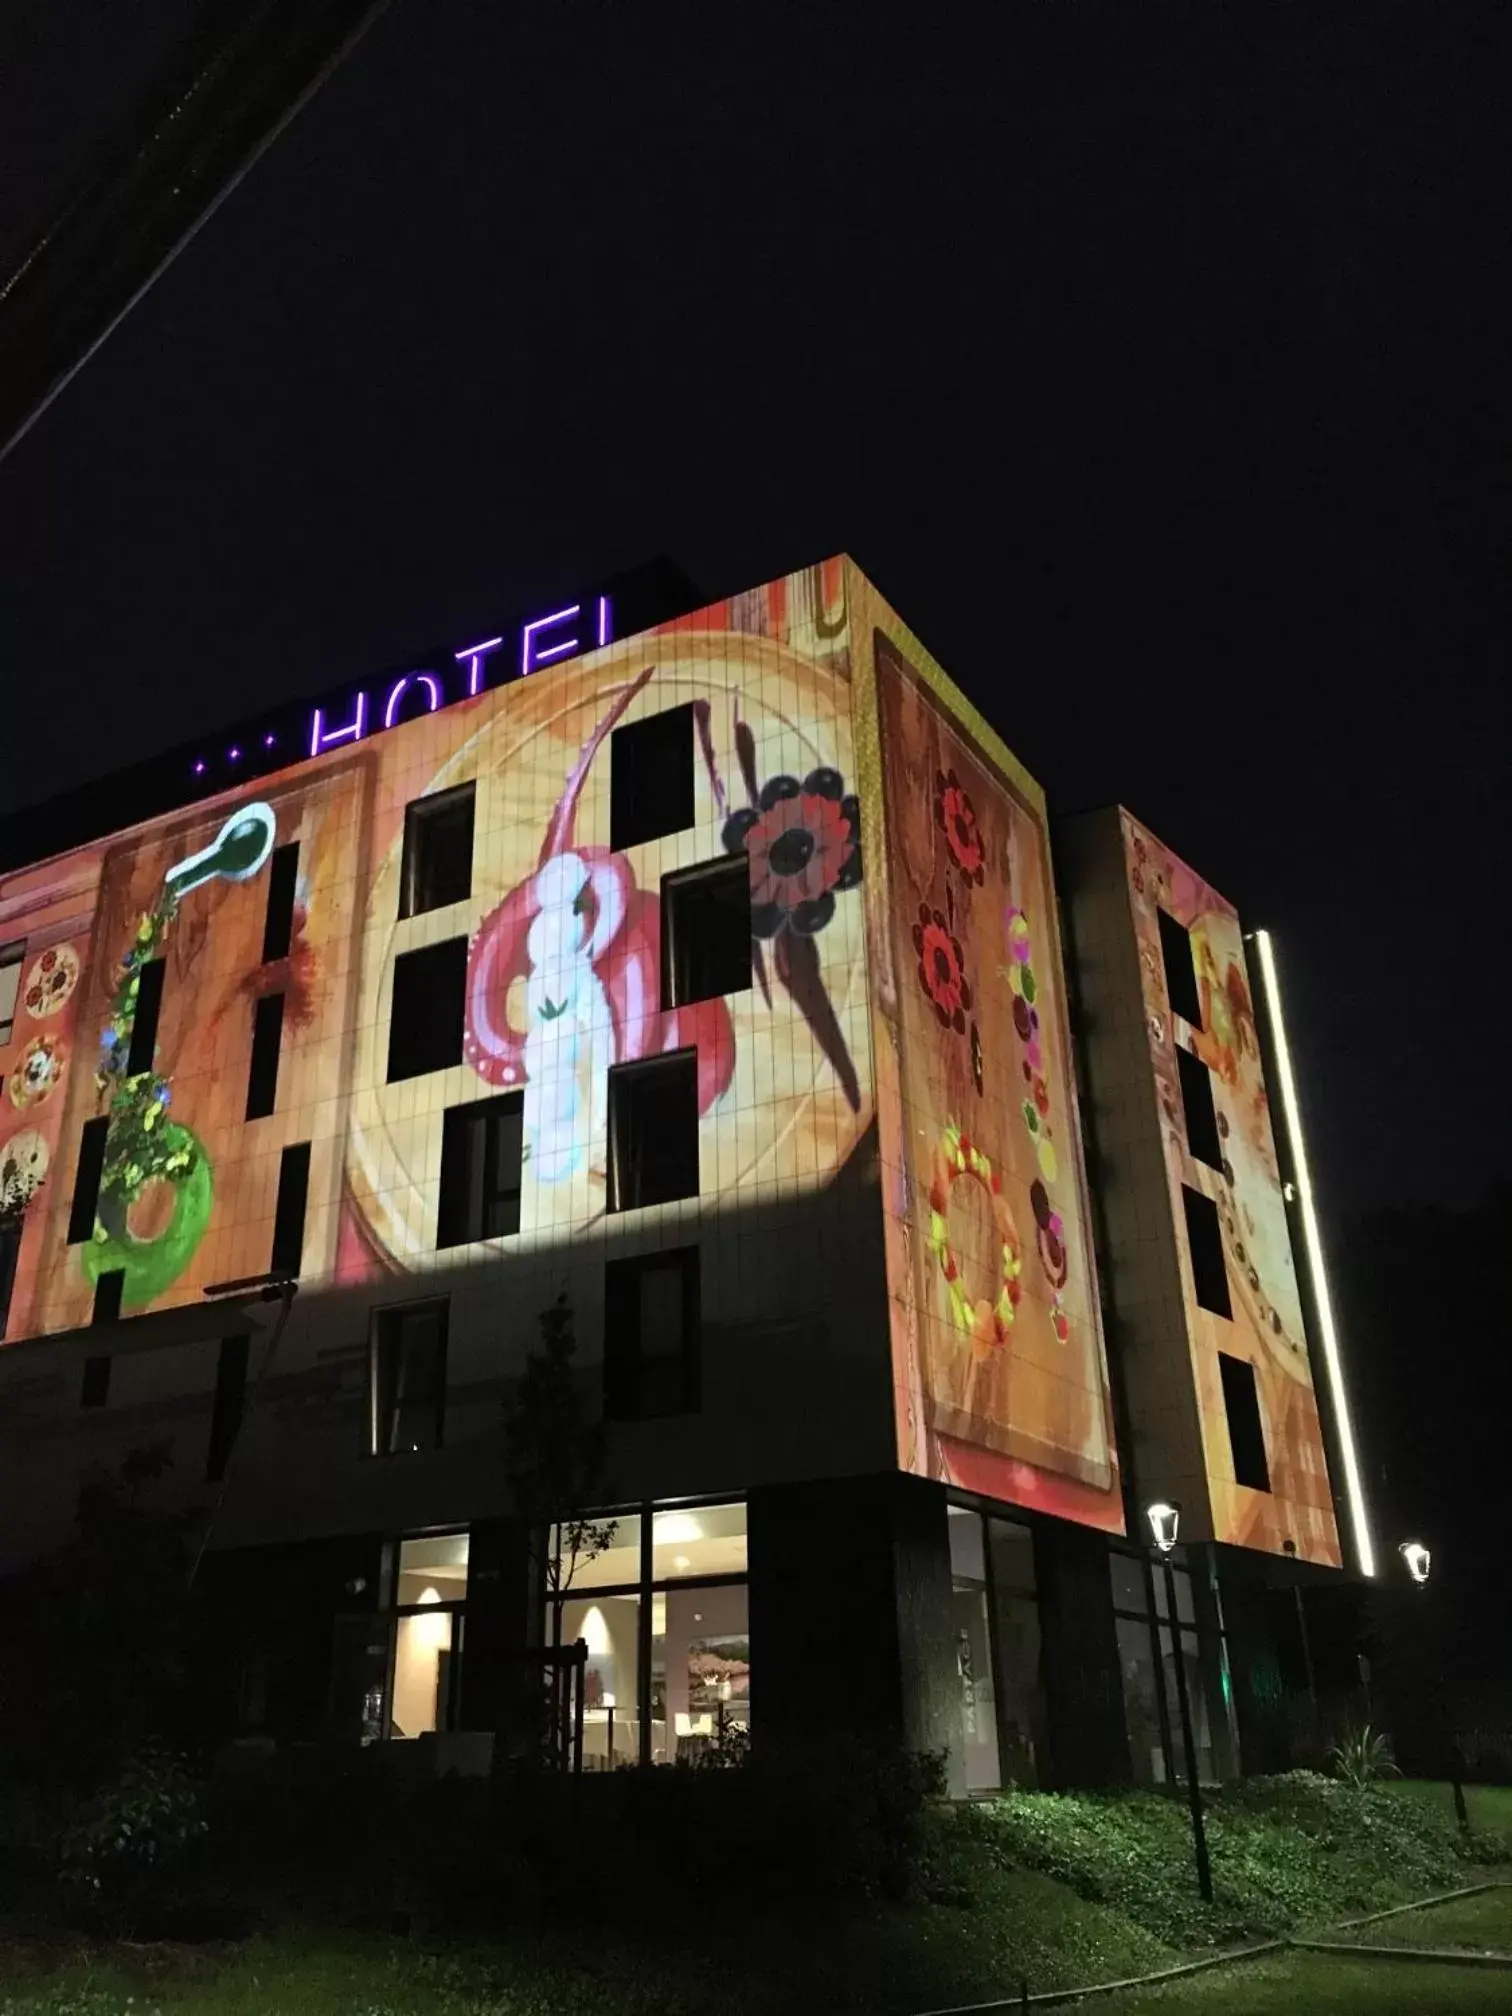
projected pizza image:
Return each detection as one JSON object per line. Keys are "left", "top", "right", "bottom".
{"left": 869, "top": 625, "right": 1122, "bottom": 1533}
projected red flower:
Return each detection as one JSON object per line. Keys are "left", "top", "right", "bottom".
{"left": 935, "top": 767, "right": 985, "bottom": 884}
{"left": 913, "top": 905, "right": 972, "bottom": 1032}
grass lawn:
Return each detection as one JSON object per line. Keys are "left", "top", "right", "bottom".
{"left": 1392, "top": 1778, "right": 1512, "bottom": 1835}
{"left": 1100, "top": 1949, "right": 1512, "bottom": 2014}
{"left": 1334, "top": 1880, "right": 1512, "bottom": 1951}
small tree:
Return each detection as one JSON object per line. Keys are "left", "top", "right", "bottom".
{"left": 497, "top": 1294, "right": 618, "bottom": 1769}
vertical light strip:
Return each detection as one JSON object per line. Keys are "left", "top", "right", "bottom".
{"left": 1252, "top": 928, "right": 1376, "bottom": 1577}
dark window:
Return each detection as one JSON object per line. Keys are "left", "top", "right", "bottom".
{"left": 92, "top": 1269, "right": 124, "bottom": 1325}
{"left": 369, "top": 1299, "right": 447, "bottom": 1455}
{"left": 1157, "top": 908, "right": 1202, "bottom": 1028}
{"left": 262, "top": 842, "right": 299, "bottom": 963}
{"left": 81, "top": 1355, "right": 111, "bottom": 1408}
{"left": 1219, "top": 1352, "right": 1271, "bottom": 1491}
{"left": 271, "top": 1142, "right": 311, "bottom": 1277}
{"left": 387, "top": 937, "right": 468, "bottom": 1082}
{"left": 245, "top": 992, "right": 284, "bottom": 1120}
{"left": 0, "top": 939, "right": 24, "bottom": 1044}
{"left": 1176, "top": 1045, "right": 1223, "bottom": 1171}
{"left": 207, "top": 1335, "right": 250, "bottom": 1482}
{"left": 67, "top": 1117, "right": 111, "bottom": 1246}
{"left": 604, "top": 1247, "right": 700, "bottom": 1419}
{"left": 661, "top": 858, "right": 751, "bottom": 1009}
{"left": 0, "top": 1219, "right": 20, "bottom": 1339}
{"left": 124, "top": 957, "right": 166, "bottom": 1076}
{"left": 400, "top": 785, "right": 475, "bottom": 918}
{"left": 1181, "top": 1184, "right": 1232, "bottom": 1318}
{"left": 437, "top": 1093, "right": 524, "bottom": 1246}
{"left": 610, "top": 704, "right": 695, "bottom": 851}
{"left": 606, "top": 1051, "right": 699, "bottom": 1211}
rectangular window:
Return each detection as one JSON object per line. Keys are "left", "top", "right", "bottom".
{"left": 661, "top": 858, "right": 751, "bottom": 1009}
{"left": 92, "top": 1269, "right": 124, "bottom": 1325}
{"left": 400, "top": 784, "right": 475, "bottom": 919}
{"left": 948, "top": 1506, "right": 1002, "bottom": 1793}
{"left": 81, "top": 1355, "right": 111, "bottom": 1408}
{"left": 437, "top": 1092, "right": 524, "bottom": 1246}
{"left": 650, "top": 1500, "right": 745, "bottom": 1579}
{"left": 245, "top": 992, "right": 284, "bottom": 1120}
{"left": 605, "top": 1248, "right": 700, "bottom": 1418}
{"left": 1219, "top": 1352, "right": 1271, "bottom": 1491}
{"left": 261, "top": 842, "right": 299, "bottom": 964}
{"left": 124, "top": 957, "right": 166, "bottom": 1076}
{"left": 1181, "top": 1184, "right": 1232, "bottom": 1318}
{"left": 67, "top": 1117, "right": 110, "bottom": 1246}
{"left": 606, "top": 1051, "right": 699, "bottom": 1212}
{"left": 547, "top": 1512, "right": 643, "bottom": 1593}
{"left": 610, "top": 704, "right": 695, "bottom": 851}
{"left": 0, "top": 940, "right": 24, "bottom": 1044}
{"left": 0, "top": 1218, "right": 20, "bottom": 1338}
{"left": 270, "top": 1142, "right": 311, "bottom": 1277}
{"left": 1157, "top": 907, "right": 1202, "bottom": 1028}
{"left": 1176, "top": 1044, "right": 1223, "bottom": 1171}
{"left": 369, "top": 1299, "right": 448, "bottom": 1455}
{"left": 387, "top": 937, "right": 468, "bottom": 1082}
{"left": 207, "top": 1335, "right": 250, "bottom": 1482}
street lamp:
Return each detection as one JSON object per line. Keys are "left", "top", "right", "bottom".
{"left": 1399, "top": 1540, "right": 1431, "bottom": 1588}
{"left": 1146, "top": 1501, "right": 1213, "bottom": 1903}
{"left": 1398, "top": 1537, "right": 1466, "bottom": 1829}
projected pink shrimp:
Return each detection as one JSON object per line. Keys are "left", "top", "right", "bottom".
{"left": 463, "top": 668, "right": 735, "bottom": 1183}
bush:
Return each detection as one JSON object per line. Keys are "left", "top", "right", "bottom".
{"left": 56, "top": 1749, "right": 208, "bottom": 1933}
{"left": 1329, "top": 1723, "right": 1399, "bottom": 1789}
{"left": 969, "top": 1770, "right": 1503, "bottom": 1949}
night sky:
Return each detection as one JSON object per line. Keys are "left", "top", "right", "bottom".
{"left": 2, "top": 7, "right": 1509, "bottom": 1238}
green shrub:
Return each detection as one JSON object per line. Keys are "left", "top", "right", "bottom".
{"left": 56, "top": 1749, "right": 207, "bottom": 1931}
{"left": 968, "top": 1770, "right": 1499, "bottom": 1949}
{"left": 1329, "top": 1723, "right": 1399, "bottom": 1789}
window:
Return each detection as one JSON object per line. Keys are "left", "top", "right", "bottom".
{"left": 1112, "top": 1547, "right": 1223, "bottom": 1790}
{"left": 400, "top": 784, "right": 475, "bottom": 919}
{"left": 245, "top": 992, "right": 284, "bottom": 1120}
{"left": 369, "top": 1299, "right": 448, "bottom": 1455}
{"left": 80, "top": 1355, "right": 111, "bottom": 1408}
{"left": 0, "top": 940, "right": 25, "bottom": 1044}
{"left": 388, "top": 1533, "right": 470, "bottom": 1740}
{"left": 0, "top": 1218, "right": 20, "bottom": 1339}
{"left": 606, "top": 1051, "right": 699, "bottom": 1211}
{"left": 1219, "top": 1352, "right": 1271, "bottom": 1491}
{"left": 948, "top": 1506, "right": 1002, "bottom": 1793}
{"left": 661, "top": 858, "right": 751, "bottom": 1009}
{"left": 1176, "top": 1044, "right": 1223, "bottom": 1171}
{"left": 1181, "top": 1184, "right": 1232, "bottom": 1318}
{"left": 547, "top": 1499, "right": 750, "bottom": 1768}
{"left": 270, "top": 1142, "right": 311, "bottom": 1277}
{"left": 387, "top": 937, "right": 467, "bottom": 1082}
{"left": 604, "top": 1248, "right": 699, "bottom": 1418}
{"left": 92, "top": 1269, "right": 124, "bottom": 1325}
{"left": 987, "top": 1515, "right": 1043, "bottom": 1788}
{"left": 1157, "top": 907, "right": 1202, "bottom": 1028}
{"left": 610, "top": 704, "right": 694, "bottom": 851}
{"left": 261, "top": 842, "right": 299, "bottom": 963}
{"left": 207, "top": 1335, "right": 249, "bottom": 1482}
{"left": 437, "top": 1093, "right": 524, "bottom": 1246}
{"left": 67, "top": 1117, "right": 110, "bottom": 1246}
{"left": 124, "top": 957, "right": 166, "bottom": 1076}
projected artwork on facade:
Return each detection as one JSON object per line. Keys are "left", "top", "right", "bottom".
{"left": 863, "top": 614, "right": 1123, "bottom": 1533}
{"left": 1123, "top": 813, "right": 1340, "bottom": 1565}
{"left": 0, "top": 564, "right": 875, "bottom": 1337}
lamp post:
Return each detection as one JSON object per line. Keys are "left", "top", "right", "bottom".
{"left": 1282, "top": 1538, "right": 1319, "bottom": 1757}
{"left": 1147, "top": 1501, "right": 1213, "bottom": 1902}
{"left": 1399, "top": 1539, "right": 1467, "bottom": 1830}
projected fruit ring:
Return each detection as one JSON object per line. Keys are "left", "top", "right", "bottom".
{"left": 346, "top": 630, "right": 872, "bottom": 1266}
{"left": 927, "top": 1122, "right": 1024, "bottom": 1358}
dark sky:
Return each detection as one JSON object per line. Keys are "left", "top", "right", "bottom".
{"left": 2, "top": 7, "right": 1509, "bottom": 1223}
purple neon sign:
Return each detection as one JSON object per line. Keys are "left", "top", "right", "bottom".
{"left": 302, "top": 594, "right": 612, "bottom": 761}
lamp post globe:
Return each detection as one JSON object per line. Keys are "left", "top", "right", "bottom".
{"left": 1399, "top": 1539, "right": 1432, "bottom": 1588}
{"left": 1146, "top": 1500, "right": 1181, "bottom": 1555}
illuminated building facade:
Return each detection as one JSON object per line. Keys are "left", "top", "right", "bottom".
{"left": 0, "top": 558, "right": 1366, "bottom": 1787}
